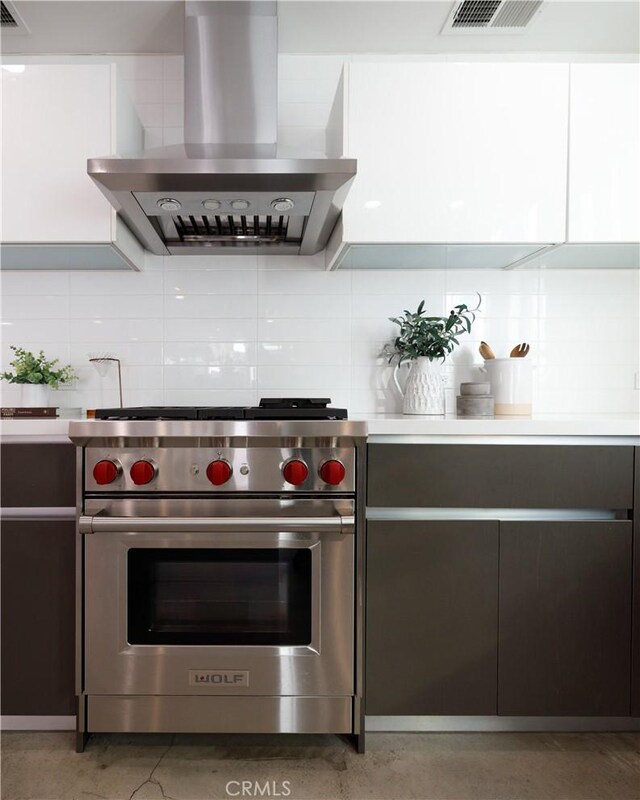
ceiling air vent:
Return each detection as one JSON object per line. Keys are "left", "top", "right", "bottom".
{"left": 441, "top": 0, "right": 544, "bottom": 34}
{"left": 0, "top": 1, "right": 29, "bottom": 33}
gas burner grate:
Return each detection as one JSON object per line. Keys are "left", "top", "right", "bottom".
{"left": 171, "top": 213, "right": 302, "bottom": 244}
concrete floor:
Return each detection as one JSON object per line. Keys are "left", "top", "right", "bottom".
{"left": 1, "top": 731, "right": 639, "bottom": 800}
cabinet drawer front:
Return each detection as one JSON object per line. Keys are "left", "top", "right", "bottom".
{"left": 368, "top": 445, "right": 634, "bottom": 509}
{"left": 1, "top": 519, "right": 76, "bottom": 715}
{"left": 1, "top": 443, "right": 76, "bottom": 508}
{"left": 366, "top": 520, "right": 499, "bottom": 716}
{"left": 498, "top": 520, "right": 632, "bottom": 716}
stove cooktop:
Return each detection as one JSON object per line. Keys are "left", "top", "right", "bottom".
{"left": 94, "top": 398, "right": 348, "bottom": 421}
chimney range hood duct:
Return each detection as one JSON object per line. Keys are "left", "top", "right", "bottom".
{"left": 87, "top": 1, "right": 356, "bottom": 257}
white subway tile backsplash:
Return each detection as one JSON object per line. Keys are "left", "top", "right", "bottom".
{"left": 257, "top": 318, "right": 349, "bottom": 342}
{"left": 163, "top": 389, "right": 258, "bottom": 406}
{"left": 258, "top": 294, "right": 350, "bottom": 319}
{"left": 70, "top": 341, "right": 163, "bottom": 366}
{"left": 258, "top": 365, "right": 350, "bottom": 390}
{"left": 163, "top": 127, "right": 184, "bottom": 146}
{"left": 1, "top": 295, "right": 69, "bottom": 319}
{"left": 125, "top": 79, "right": 164, "bottom": 104}
{"left": 163, "top": 56, "right": 184, "bottom": 81}
{"left": 163, "top": 102, "right": 184, "bottom": 127}
{"left": 257, "top": 341, "right": 350, "bottom": 367}
{"left": 136, "top": 103, "right": 164, "bottom": 128}
{"left": 164, "top": 366, "right": 257, "bottom": 390}
{"left": 164, "top": 318, "right": 258, "bottom": 343}
{"left": 163, "top": 79, "right": 184, "bottom": 104}
{"left": 144, "top": 127, "right": 164, "bottom": 149}
{"left": 164, "top": 294, "right": 258, "bottom": 319}
{"left": 2, "top": 319, "right": 70, "bottom": 343}
{"left": 258, "top": 270, "right": 350, "bottom": 295}
{"left": 69, "top": 271, "right": 163, "bottom": 295}
{"left": 164, "top": 342, "right": 256, "bottom": 366}
{"left": 69, "top": 319, "right": 163, "bottom": 343}
{"left": 166, "top": 270, "right": 257, "bottom": 295}
{"left": 69, "top": 295, "right": 164, "bottom": 319}
{"left": 1, "top": 271, "right": 70, "bottom": 295}
{"left": 351, "top": 270, "right": 447, "bottom": 297}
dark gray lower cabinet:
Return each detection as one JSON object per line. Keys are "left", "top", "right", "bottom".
{"left": 498, "top": 520, "right": 633, "bottom": 716}
{"left": 1, "top": 519, "right": 76, "bottom": 715}
{"left": 366, "top": 520, "right": 499, "bottom": 715}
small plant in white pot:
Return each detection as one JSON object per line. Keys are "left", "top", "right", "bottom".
{"left": 385, "top": 297, "right": 481, "bottom": 415}
{"left": 1, "top": 346, "right": 76, "bottom": 407}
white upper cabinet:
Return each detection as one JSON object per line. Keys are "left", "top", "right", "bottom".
{"left": 331, "top": 62, "right": 569, "bottom": 264}
{"left": 568, "top": 63, "right": 640, "bottom": 243}
{"left": 1, "top": 64, "right": 144, "bottom": 270}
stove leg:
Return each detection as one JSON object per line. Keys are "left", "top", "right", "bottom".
{"left": 353, "top": 730, "right": 366, "bottom": 754}
{"left": 75, "top": 730, "right": 89, "bottom": 753}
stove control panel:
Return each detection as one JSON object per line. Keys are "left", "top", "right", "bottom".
{"left": 84, "top": 447, "right": 356, "bottom": 493}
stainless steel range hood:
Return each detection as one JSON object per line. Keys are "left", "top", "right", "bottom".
{"left": 87, "top": 1, "right": 356, "bottom": 257}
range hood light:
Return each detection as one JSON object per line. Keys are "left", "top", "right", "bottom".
{"left": 202, "top": 199, "right": 221, "bottom": 211}
{"left": 230, "top": 199, "right": 251, "bottom": 210}
{"left": 156, "top": 198, "right": 181, "bottom": 211}
{"left": 271, "top": 198, "right": 295, "bottom": 212}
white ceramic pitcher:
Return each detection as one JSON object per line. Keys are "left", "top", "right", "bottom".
{"left": 393, "top": 357, "right": 445, "bottom": 415}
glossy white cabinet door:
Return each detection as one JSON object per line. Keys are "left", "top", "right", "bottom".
{"left": 1, "top": 64, "right": 113, "bottom": 243}
{"left": 568, "top": 64, "right": 639, "bottom": 242}
{"left": 342, "top": 62, "right": 569, "bottom": 244}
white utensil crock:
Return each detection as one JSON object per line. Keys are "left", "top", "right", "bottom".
{"left": 481, "top": 358, "right": 532, "bottom": 416}
{"left": 393, "top": 357, "right": 445, "bottom": 415}
{"left": 19, "top": 383, "right": 50, "bottom": 407}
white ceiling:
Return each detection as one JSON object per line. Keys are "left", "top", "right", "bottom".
{"left": 2, "top": 0, "right": 639, "bottom": 55}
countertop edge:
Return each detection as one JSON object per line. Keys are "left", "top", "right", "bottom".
{"left": 1, "top": 415, "right": 639, "bottom": 442}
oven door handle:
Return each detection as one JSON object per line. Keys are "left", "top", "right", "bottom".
{"left": 78, "top": 514, "right": 355, "bottom": 535}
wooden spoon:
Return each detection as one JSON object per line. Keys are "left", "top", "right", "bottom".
{"left": 479, "top": 341, "right": 496, "bottom": 360}
{"left": 510, "top": 343, "right": 530, "bottom": 358}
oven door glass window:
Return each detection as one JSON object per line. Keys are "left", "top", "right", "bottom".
{"left": 128, "top": 548, "right": 312, "bottom": 646}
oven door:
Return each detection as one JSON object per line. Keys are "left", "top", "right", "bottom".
{"left": 82, "top": 499, "right": 354, "bottom": 698}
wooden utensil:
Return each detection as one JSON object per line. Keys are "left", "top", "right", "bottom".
{"left": 510, "top": 343, "right": 530, "bottom": 358}
{"left": 479, "top": 341, "right": 496, "bottom": 360}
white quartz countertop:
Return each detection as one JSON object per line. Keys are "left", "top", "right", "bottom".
{"left": 1, "top": 414, "right": 639, "bottom": 441}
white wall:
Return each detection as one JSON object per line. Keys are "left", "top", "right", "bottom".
{"left": 1, "top": 54, "right": 638, "bottom": 415}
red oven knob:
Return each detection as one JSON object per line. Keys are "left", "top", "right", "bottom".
{"left": 206, "top": 459, "right": 233, "bottom": 486}
{"left": 319, "top": 459, "right": 346, "bottom": 486}
{"left": 93, "top": 459, "right": 120, "bottom": 485}
{"left": 130, "top": 460, "right": 156, "bottom": 485}
{"left": 283, "top": 459, "right": 309, "bottom": 486}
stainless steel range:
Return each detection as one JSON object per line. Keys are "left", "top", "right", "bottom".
{"left": 69, "top": 401, "right": 366, "bottom": 753}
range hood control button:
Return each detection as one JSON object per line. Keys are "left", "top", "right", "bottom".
{"left": 230, "top": 199, "right": 250, "bottom": 210}
{"left": 156, "top": 198, "right": 182, "bottom": 211}
{"left": 271, "top": 198, "right": 295, "bottom": 212}
{"left": 202, "top": 199, "right": 221, "bottom": 211}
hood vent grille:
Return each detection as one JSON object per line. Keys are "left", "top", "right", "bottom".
{"left": 442, "top": 0, "right": 543, "bottom": 33}
{"left": 168, "top": 214, "right": 305, "bottom": 247}
{"left": 1, "top": 0, "right": 28, "bottom": 32}
{"left": 0, "top": 1, "right": 18, "bottom": 26}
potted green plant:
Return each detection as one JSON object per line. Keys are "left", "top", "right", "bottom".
{"left": 1, "top": 346, "right": 77, "bottom": 407}
{"left": 385, "top": 297, "right": 480, "bottom": 415}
